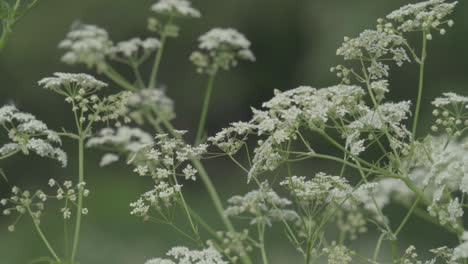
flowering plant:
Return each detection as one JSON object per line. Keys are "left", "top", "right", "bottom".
{"left": 1, "top": 0, "right": 467, "bottom": 263}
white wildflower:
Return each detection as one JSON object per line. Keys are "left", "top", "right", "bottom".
{"left": 386, "top": 0, "right": 458, "bottom": 33}
{"left": 453, "top": 232, "right": 468, "bottom": 261}
{"left": 59, "top": 23, "right": 113, "bottom": 71}
{"left": 145, "top": 246, "right": 227, "bottom": 264}
{"left": 110, "top": 38, "right": 161, "bottom": 59}
{"left": 151, "top": 0, "right": 201, "bottom": 18}
{"left": 225, "top": 182, "right": 298, "bottom": 226}
{"left": 191, "top": 28, "right": 254, "bottom": 74}
{"left": 99, "top": 153, "right": 120, "bottom": 167}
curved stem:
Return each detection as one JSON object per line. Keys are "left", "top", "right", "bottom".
{"left": 27, "top": 206, "right": 61, "bottom": 262}
{"left": 71, "top": 136, "right": 85, "bottom": 263}
{"left": 195, "top": 73, "right": 217, "bottom": 145}
{"left": 372, "top": 233, "right": 386, "bottom": 262}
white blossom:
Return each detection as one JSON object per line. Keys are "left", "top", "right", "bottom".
{"left": 145, "top": 246, "right": 227, "bottom": 264}
{"left": 386, "top": 0, "right": 458, "bottom": 33}
{"left": 191, "top": 28, "right": 254, "bottom": 74}
{"left": 151, "top": 0, "right": 201, "bottom": 18}
{"left": 110, "top": 38, "right": 161, "bottom": 59}
{"left": 225, "top": 182, "right": 298, "bottom": 226}
{"left": 59, "top": 23, "right": 113, "bottom": 70}
{"left": 0, "top": 105, "right": 66, "bottom": 166}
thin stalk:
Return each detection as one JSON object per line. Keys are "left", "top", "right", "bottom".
{"left": 0, "top": 149, "right": 20, "bottom": 160}
{"left": 27, "top": 206, "right": 61, "bottom": 262}
{"left": 391, "top": 240, "right": 398, "bottom": 264}
{"left": 195, "top": 73, "right": 217, "bottom": 145}
{"left": 148, "top": 34, "right": 168, "bottom": 88}
{"left": 172, "top": 174, "right": 202, "bottom": 244}
{"left": 257, "top": 223, "right": 268, "bottom": 264}
{"left": 372, "top": 233, "right": 386, "bottom": 262}
{"left": 103, "top": 67, "right": 137, "bottom": 92}
{"left": 0, "top": 29, "right": 11, "bottom": 52}
{"left": 411, "top": 31, "right": 428, "bottom": 141}
{"left": 70, "top": 136, "right": 85, "bottom": 263}
{"left": 394, "top": 196, "right": 420, "bottom": 236}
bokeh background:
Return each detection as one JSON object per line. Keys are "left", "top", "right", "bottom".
{"left": 0, "top": 0, "right": 467, "bottom": 263}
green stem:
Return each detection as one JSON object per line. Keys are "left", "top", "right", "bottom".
{"left": 257, "top": 223, "right": 268, "bottom": 264}
{"left": 172, "top": 175, "right": 202, "bottom": 245}
{"left": 372, "top": 233, "right": 386, "bottom": 262}
{"left": 103, "top": 66, "right": 137, "bottom": 92}
{"left": 391, "top": 240, "right": 398, "bottom": 264}
{"left": 411, "top": 31, "right": 428, "bottom": 142}
{"left": 195, "top": 73, "right": 217, "bottom": 145}
{"left": 0, "top": 28, "right": 11, "bottom": 52}
{"left": 148, "top": 34, "right": 168, "bottom": 88}
{"left": 394, "top": 197, "right": 420, "bottom": 236}
{"left": 0, "top": 149, "right": 20, "bottom": 160}
{"left": 71, "top": 136, "right": 85, "bottom": 263}
{"left": 27, "top": 206, "right": 61, "bottom": 262}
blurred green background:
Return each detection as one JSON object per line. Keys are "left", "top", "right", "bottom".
{"left": 0, "top": 0, "right": 467, "bottom": 263}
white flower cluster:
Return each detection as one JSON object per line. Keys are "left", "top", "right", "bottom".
{"left": 190, "top": 28, "right": 255, "bottom": 74}
{"left": 59, "top": 23, "right": 113, "bottom": 71}
{"left": 281, "top": 173, "right": 369, "bottom": 240}
{"left": 385, "top": 0, "right": 457, "bottom": 34}
{"left": 110, "top": 38, "right": 161, "bottom": 60}
{"left": 130, "top": 131, "right": 207, "bottom": 216}
{"left": 210, "top": 85, "right": 365, "bottom": 181}
{"left": 280, "top": 173, "right": 354, "bottom": 208}
{"left": 345, "top": 101, "right": 412, "bottom": 156}
{"left": 207, "top": 230, "right": 253, "bottom": 262}
{"left": 126, "top": 88, "right": 176, "bottom": 123}
{"left": 39, "top": 73, "right": 132, "bottom": 128}
{"left": 1, "top": 186, "right": 47, "bottom": 231}
{"left": 224, "top": 182, "right": 298, "bottom": 226}
{"left": 144, "top": 246, "right": 227, "bottom": 264}
{"left": 130, "top": 182, "right": 182, "bottom": 216}
{"left": 130, "top": 131, "right": 207, "bottom": 180}
{"left": 353, "top": 179, "right": 413, "bottom": 222}
{"left": 151, "top": 0, "right": 201, "bottom": 18}
{"left": 38, "top": 72, "right": 107, "bottom": 92}
{"left": 453, "top": 232, "right": 468, "bottom": 261}
{"left": 1, "top": 180, "right": 89, "bottom": 231}
{"left": 322, "top": 242, "right": 353, "bottom": 264}
{"left": 334, "top": 30, "right": 409, "bottom": 82}
{"left": 47, "top": 179, "right": 90, "bottom": 220}
{"left": 431, "top": 93, "right": 468, "bottom": 136}
{"left": 86, "top": 126, "right": 153, "bottom": 166}
{"left": 409, "top": 136, "right": 467, "bottom": 229}
{"left": 0, "top": 105, "right": 67, "bottom": 166}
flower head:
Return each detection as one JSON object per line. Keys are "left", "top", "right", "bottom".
{"left": 59, "top": 23, "right": 113, "bottom": 71}
{"left": 191, "top": 28, "right": 255, "bottom": 74}
{"left": 0, "top": 105, "right": 66, "bottom": 166}
{"left": 385, "top": 0, "right": 457, "bottom": 33}
{"left": 151, "top": 0, "right": 201, "bottom": 18}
